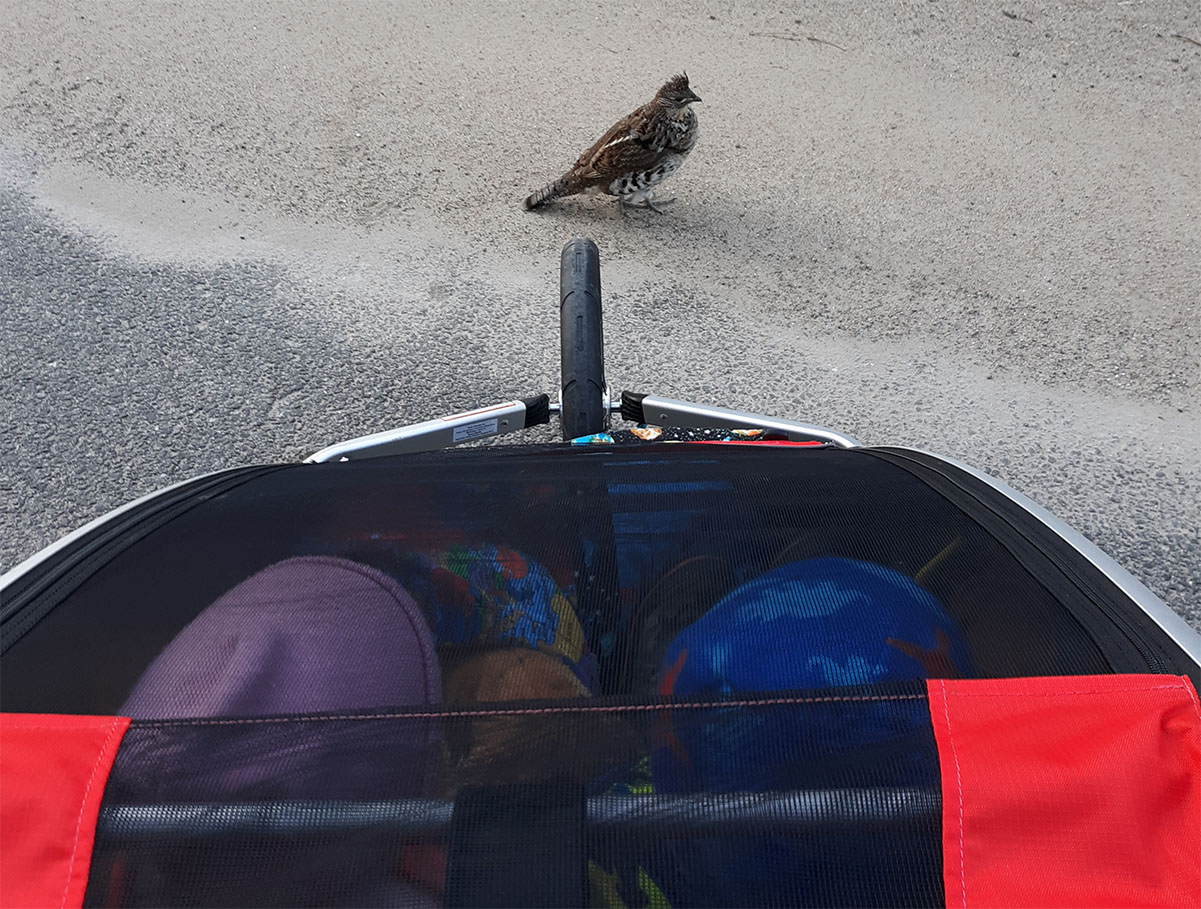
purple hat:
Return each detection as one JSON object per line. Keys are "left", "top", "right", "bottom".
{"left": 120, "top": 556, "right": 442, "bottom": 802}
{"left": 122, "top": 555, "right": 440, "bottom": 718}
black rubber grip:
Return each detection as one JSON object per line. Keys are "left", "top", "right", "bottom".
{"left": 521, "top": 394, "right": 551, "bottom": 427}
{"left": 621, "top": 391, "right": 647, "bottom": 424}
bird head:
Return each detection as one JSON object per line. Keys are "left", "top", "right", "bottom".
{"left": 656, "top": 72, "right": 702, "bottom": 108}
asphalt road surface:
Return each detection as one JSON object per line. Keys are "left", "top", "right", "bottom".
{"left": 2, "top": 1, "right": 1198, "bottom": 630}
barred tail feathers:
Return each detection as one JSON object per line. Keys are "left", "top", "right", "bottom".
{"left": 522, "top": 173, "right": 581, "bottom": 210}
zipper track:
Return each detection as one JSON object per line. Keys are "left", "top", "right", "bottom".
{"left": 863, "top": 448, "right": 1177, "bottom": 675}
{"left": 1, "top": 465, "right": 285, "bottom": 652}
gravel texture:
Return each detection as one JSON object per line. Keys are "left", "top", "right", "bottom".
{"left": 1, "top": 1, "right": 1198, "bottom": 630}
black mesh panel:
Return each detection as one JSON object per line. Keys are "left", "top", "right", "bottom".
{"left": 3, "top": 445, "right": 1125, "bottom": 716}
{"left": 85, "top": 689, "right": 943, "bottom": 908}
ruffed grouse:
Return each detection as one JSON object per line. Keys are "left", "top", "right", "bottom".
{"left": 523, "top": 73, "right": 701, "bottom": 213}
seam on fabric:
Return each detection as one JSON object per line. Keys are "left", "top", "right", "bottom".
{"left": 61, "top": 718, "right": 124, "bottom": 909}
{"left": 0, "top": 723, "right": 123, "bottom": 730}
{"left": 135, "top": 693, "right": 928, "bottom": 727}
{"left": 934, "top": 680, "right": 967, "bottom": 909}
{"left": 942, "top": 684, "right": 1190, "bottom": 698}
{"left": 1181, "top": 678, "right": 1201, "bottom": 727}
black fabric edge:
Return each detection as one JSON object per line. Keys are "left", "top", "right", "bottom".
{"left": 0, "top": 465, "right": 289, "bottom": 653}
{"left": 859, "top": 447, "right": 1194, "bottom": 682}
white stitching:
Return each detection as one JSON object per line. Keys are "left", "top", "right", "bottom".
{"left": 1180, "top": 679, "right": 1201, "bottom": 727}
{"left": 931, "top": 682, "right": 970, "bottom": 907}
{"left": 135, "top": 693, "right": 927, "bottom": 727}
{"left": 60, "top": 719, "right": 124, "bottom": 909}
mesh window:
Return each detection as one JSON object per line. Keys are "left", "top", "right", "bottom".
{"left": 3, "top": 445, "right": 1123, "bottom": 717}
{"left": 86, "top": 689, "right": 943, "bottom": 908}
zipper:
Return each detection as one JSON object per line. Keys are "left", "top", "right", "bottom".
{"left": 1, "top": 465, "right": 285, "bottom": 652}
{"left": 863, "top": 448, "right": 1175, "bottom": 674}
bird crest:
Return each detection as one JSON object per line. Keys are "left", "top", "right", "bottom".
{"left": 656, "top": 73, "right": 702, "bottom": 107}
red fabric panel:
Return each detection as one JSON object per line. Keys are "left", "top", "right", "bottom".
{"left": 929, "top": 676, "right": 1201, "bottom": 909}
{"left": 1, "top": 714, "right": 130, "bottom": 909}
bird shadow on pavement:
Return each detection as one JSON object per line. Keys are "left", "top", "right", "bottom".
{"left": 516, "top": 193, "right": 739, "bottom": 234}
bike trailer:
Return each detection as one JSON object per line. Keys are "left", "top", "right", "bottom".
{"left": 2, "top": 240, "right": 1198, "bottom": 908}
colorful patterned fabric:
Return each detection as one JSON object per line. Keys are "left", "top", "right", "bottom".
{"left": 395, "top": 544, "right": 594, "bottom": 690}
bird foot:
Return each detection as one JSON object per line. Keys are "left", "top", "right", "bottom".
{"left": 619, "top": 194, "right": 677, "bottom": 215}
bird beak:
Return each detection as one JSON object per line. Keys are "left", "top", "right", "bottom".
{"left": 689, "top": 91, "right": 702, "bottom": 103}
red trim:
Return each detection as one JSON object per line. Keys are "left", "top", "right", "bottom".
{"left": 929, "top": 676, "right": 1201, "bottom": 908}
{"left": 1, "top": 714, "right": 130, "bottom": 909}
{"left": 693, "top": 440, "right": 826, "bottom": 447}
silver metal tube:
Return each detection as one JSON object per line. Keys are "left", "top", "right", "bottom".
{"left": 306, "top": 401, "right": 532, "bottom": 462}
{"left": 98, "top": 788, "right": 937, "bottom": 839}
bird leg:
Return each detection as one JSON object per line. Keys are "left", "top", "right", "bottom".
{"left": 644, "top": 193, "right": 676, "bottom": 214}
{"left": 620, "top": 191, "right": 677, "bottom": 215}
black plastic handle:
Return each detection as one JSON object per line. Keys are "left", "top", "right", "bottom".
{"left": 521, "top": 394, "right": 551, "bottom": 427}
{"left": 620, "top": 391, "right": 647, "bottom": 424}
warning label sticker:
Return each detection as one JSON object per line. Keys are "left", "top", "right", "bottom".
{"left": 452, "top": 418, "right": 498, "bottom": 442}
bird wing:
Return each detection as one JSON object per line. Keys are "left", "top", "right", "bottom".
{"left": 571, "top": 104, "right": 666, "bottom": 182}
